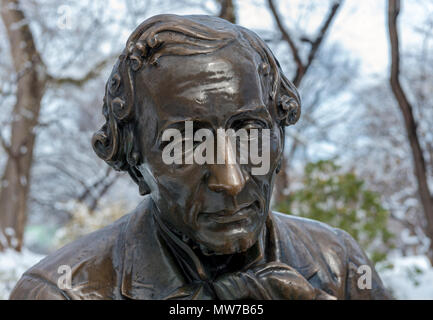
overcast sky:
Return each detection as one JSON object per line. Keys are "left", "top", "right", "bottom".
{"left": 237, "top": 0, "right": 430, "bottom": 78}
{"left": 104, "top": 0, "right": 430, "bottom": 80}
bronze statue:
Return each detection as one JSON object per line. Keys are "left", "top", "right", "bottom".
{"left": 10, "top": 14, "right": 391, "bottom": 300}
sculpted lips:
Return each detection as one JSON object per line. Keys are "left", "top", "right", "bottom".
{"left": 200, "top": 201, "right": 260, "bottom": 224}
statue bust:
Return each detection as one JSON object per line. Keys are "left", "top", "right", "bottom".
{"left": 10, "top": 14, "right": 390, "bottom": 300}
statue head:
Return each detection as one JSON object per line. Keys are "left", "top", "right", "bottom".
{"left": 92, "top": 14, "right": 300, "bottom": 256}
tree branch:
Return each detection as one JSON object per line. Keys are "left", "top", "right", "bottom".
{"left": 299, "top": 1, "right": 342, "bottom": 85}
{"left": 0, "top": 133, "right": 14, "bottom": 158}
{"left": 268, "top": 0, "right": 343, "bottom": 87}
{"left": 267, "top": 0, "right": 304, "bottom": 77}
{"left": 47, "top": 54, "right": 117, "bottom": 87}
{"left": 268, "top": 0, "right": 343, "bottom": 204}
{"left": 218, "top": 0, "right": 236, "bottom": 23}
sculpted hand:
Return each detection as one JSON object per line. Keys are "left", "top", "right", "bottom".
{"left": 212, "top": 261, "right": 336, "bottom": 300}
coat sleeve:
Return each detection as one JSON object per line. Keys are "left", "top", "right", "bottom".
{"left": 336, "top": 229, "right": 393, "bottom": 300}
{"left": 9, "top": 274, "right": 70, "bottom": 300}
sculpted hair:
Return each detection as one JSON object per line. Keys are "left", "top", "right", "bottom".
{"left": 92, "top": 14, "right": 301, "bottom": 193}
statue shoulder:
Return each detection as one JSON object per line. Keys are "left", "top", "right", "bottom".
{"left": 270, "top": 211, "right": 344, "bottom": 243}
{"left": 270, "top": 210, "right": 370, "bottom": 263}
{"left": 10, "top": 198, "right": 153, "bottom": 300}
{"left": 270, "top": 211, "right": 392, "bottom": 299}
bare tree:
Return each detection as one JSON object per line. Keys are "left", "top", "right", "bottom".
{"left": 218, "top": 0, "right": 236, "bottom": 23}
{"left": 387, "top": 0, "right": 433, "bottom": 262}
{"left": 0, "top": 0, "right": 122, "bottom": 251}
{"left": 267, "top": 0, "right": 344, "bottom": 203}
{"left": 0, "top": 0, "right": 48, "bottom": 251}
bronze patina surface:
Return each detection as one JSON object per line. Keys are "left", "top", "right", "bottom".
{"left": 10, "top": 14, "right": 390, "bottom": 300}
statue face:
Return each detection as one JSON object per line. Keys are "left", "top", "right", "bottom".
{"left": 134, "top": 44, "right": 283, "bottom": 255}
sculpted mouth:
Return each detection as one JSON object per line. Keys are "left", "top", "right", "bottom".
{"left": 202, "top": 201, "right": 260, "bottom": 224}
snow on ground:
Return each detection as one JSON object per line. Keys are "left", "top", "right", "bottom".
{"left": 1, "top": 248, "right": 433, "bottom": 299}
{"left": 0, "top": 248, "right": 44, "bottom": 300}
{"left": 379, "top": 255, "right": 433, "bottom": 299}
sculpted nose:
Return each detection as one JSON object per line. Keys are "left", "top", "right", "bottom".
{"left": 208, "top": 163, "right": 246, "bottom": 196}
{"left": 207, "top": 134, "right": 246, "bottom": 196}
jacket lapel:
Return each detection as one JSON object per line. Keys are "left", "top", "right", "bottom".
{"left": 120, "top": 197, "right": 187, "bottom": 299}
{"left": 268, "top": 212, "right": 319, "bottom": 280}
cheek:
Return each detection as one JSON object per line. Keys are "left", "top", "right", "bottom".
{"left": 269, "top": 125, "right": 284, "bottom": 167}
{"left": 156, "top": 174, "right": 191, "bottom": 200}
{"left": 243, "top": 126, "right": 281, "bottom": 190}
{"left": 143, "top": 161, "right": 205, "bottom": 204}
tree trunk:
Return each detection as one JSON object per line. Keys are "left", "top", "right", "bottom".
{"left": 218, "top": 0, "right": 236, "bottom": 24}
{"left": 387, "top": 0, "right": 433, "bottom": 264}
{"left": 0, "top": 0, "right": 46, "bottom": 251}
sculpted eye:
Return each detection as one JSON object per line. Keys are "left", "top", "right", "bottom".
{"left": 244, "top": 122, "right": 265, "bottom": 130}
{"left": 159, "top": 133, "right": 200, "bottom": 152}
{"left": 230, "top": 120, "right": 268, "bottom": 146}
{"left": 235, "top": 119, "right": 268, "bottom": 131}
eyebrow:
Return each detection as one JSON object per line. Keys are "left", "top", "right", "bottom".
{"left": 155, "top": 104, "right": 273, "bottom": 145}
{"left": 156, "top": 118, "right": 212, "bottom": 143}
{"left": 161, "top": 118, "right": 214, "bottom": 130}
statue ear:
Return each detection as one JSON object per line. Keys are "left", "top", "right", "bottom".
{"left": 273, "top": 68, "right": 301, "bottom": 127}
{"left": 277, "top": 94, "right": 300, "bottom": 126}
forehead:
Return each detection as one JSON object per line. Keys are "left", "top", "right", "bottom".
{"left": 135, "top": 45, "right": 268, "bottom": 127}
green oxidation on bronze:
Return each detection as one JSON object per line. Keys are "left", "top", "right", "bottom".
{"left": 10, "top": 14, "right": 390, "bottom": 300}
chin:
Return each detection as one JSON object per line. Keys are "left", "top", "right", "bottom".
{"left": 221, "top": 237, "right": 257, "bottom": 255}
{"left": 197, "top": 231, "right": 260, "bottom": 256}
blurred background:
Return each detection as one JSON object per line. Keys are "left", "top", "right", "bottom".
{"left": 1, "top": 0, "right": 433, "bottom": 299}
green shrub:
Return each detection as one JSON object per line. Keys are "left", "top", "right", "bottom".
{"left": 275, "top": 160, "right": 394, "bottom": 263}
